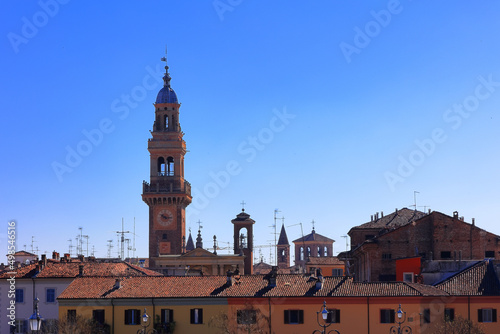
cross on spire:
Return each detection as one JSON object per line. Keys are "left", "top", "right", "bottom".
{"left": 196, "top": 220, "right": 203, "bottom": 231}
{"left": 240, "top": 200, "right": 246, "bottom": 212}
{"left": 311, "top": 220, "right": 316, "bottom": 231}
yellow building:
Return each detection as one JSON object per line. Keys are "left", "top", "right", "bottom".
{"left": 58, "top": 260, "right": 500, "bottom": 334}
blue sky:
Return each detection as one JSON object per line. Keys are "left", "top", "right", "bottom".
{"left": 2, "top": 1, "right": 500, "bottom": 264}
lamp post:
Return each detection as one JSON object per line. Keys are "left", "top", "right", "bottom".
{"left": 312, "top": 301, "right": 340, "bottom": 334}
{"left": 390, "top": 304, "right": 412, "bottom": 334}
{"left": 137, "top": 308, "right": 157, "bottom": 334}
{"left": 28, "top": 298, "right": 43, "bottom": 333}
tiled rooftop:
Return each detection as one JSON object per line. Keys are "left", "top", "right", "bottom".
{"left": 58, "top": 274, "right": 452, "bottom": 300}
{"left": 435, "top": 260, "right": 500, "bottom": 296}
{"left": 352, "top": 208, "right": 426, "bottom": 231}
{"left": 0, "top": 260, "right": 161, "bottom": 279}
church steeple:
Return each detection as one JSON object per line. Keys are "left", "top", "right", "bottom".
{"left": 142, "top": 49, "right": 192, "bottom": 272}
{"left": 277, "top": 223, "right": 290, "bottom": 269}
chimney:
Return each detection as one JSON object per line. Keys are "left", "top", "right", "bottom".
{"left": 114, "top": 278, "right": 122, "bottom": 289}
{"left": 370, "top": 215, "right": 373, "bottom": 222}
{"left": 472, "top": 218, "right": 475, "bottom": 226}
{"left": 78, "top": 254, "right": 84, "bottom": 262}
{"left": 315, "top": 268, "right": 324, "bottom": 290}
{"left": 64, "top": 253, "right": 70, "bottom": 262}
{"left": 265, "top": 266, "right": 278, "bottom": 287}
{"left": 79, "top": 264, "right": 84, "bottom": 277}
{"left": 226, "top": 270, "right": 234, "bottom": 286}
{"left": 428, "top": 209, "right": 431, "bottom": 214}
{"left": 41, "top": 254, "right": 47, "bottom": 267}
{"left": 381, "top": 211, "right": 384, "bottom": 218}
{"left": 453, "top": 211, "right": 458, "bottom": 219}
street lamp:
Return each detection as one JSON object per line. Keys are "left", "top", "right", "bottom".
{"left": 137, "top": 308, "right": 157, "bottom": 334}
{"left": 28, "top": 298, "right": 43, "bottom": 333}
{"left": 312, "top": 301, "right": 340, "bottom": 334}
{"left": 390, "top": 304, "right": 412, "bottom": 334}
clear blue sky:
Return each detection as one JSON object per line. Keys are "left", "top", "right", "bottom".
{"left": 2, "top": 1, "right": 500, "bottom": 264}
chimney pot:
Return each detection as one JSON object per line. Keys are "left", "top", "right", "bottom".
{"left": 79, "top": 264, "right": 84, "bottom": 276}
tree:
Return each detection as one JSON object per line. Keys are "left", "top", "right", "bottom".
{"left": 434, "top": 315, "right": 485, "bottom": 334}
{"left": 50, "top": 316, "right": 109, "bottom": 334}
{"left": 208, "top": 304, "right": 272, "bottom": 334}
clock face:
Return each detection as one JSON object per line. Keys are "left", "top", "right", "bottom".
{"left": 157, "top": 208, "right": 174, "bottom": 227}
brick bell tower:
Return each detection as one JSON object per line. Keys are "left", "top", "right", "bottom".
{"left": 142, "top": 51, "right": 191, "bottom": 270}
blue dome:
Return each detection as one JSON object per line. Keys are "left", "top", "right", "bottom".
{"left": 156, "top": 86, "right": 178, "bottom": 104}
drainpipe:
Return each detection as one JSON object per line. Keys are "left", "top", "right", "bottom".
{"left": 111, "top": 299, "right": 115, "bottom": 334}
{"left": 268, "top": 296, "right": 272, "bottom": 334}
{"left": 367, "top": 296, "right": 370, "bottom": 334}
{"left": 152, "top": 298, "right": 155, "bottom": 330}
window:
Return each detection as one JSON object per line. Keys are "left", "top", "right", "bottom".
{"left": 307, "top": 247, "right": 311, "bottom": 258}
{"left": 15, "top": 289, "right": 24, "bottom": 303}
{"left": 284, "top": 310, "right": 304, "bottom": 324}
{"left": 332, "top": 268, "right": 344, "bottom": 276}
{"left": 326, "top": 309, "right": 341, "bottom": 323}
{"left": 158, "top": 157, "right": 166, "bottom": 176}
{"left": 365, "top": 234, "right": 375, "bottom": 240}
{"left": 164, "top": 114, "right": 169, "bottom": 130}
{"left": 161, "top": 309, "right": 174, "bottom": 324}
{"left": 237, "top": 309, "right": 257, "bottom": 325}
{"left": 300, "top": 247, "right": 304, "bottom": 261}
{"left": 423, "top": 308, "right": 431, "bottom": 323}
{"left": 92, "top": 310, "right": 105, "bottom": 324}
{"left": 380, "top": 309, "right": 395, "bottom": 323}
{"left": 124, "top": 309, "right": 141, "bottom": 325}
{"left": 15, "top": 319, "right": 27, "bottom": 333}
{"left": 190, "top": 308, "right": 203, "bottom": 324}
{"left": 444, "top": 308, "right": 455, "bottom": 322}
{"left": 324, "top": 246, "right": 328, "bottom": 256}
{"left": 46, "top": 288, "right": 56, "bottom": 303}
{"left": 403, "top": 272, "right": 414, "bottom": 283}
{"left": 382, "top": 253, "right": 392, "bottom": 260}
{"left": 478, "top": 309, "right": 497, "bottom": 323}
{"left": 317, "top": 246, "right": 321, "bottom": 257}
{"left": 67, "top": 309, "right": 77, "bottom": 322}
{"left": 166, "top": 156, "right": 174, "bottom": 176}
{"left": 441, "top": 251, "right": 452, "bottom": 259}
{"left": 485, "top": 251, "right": 495, "bottom": 258}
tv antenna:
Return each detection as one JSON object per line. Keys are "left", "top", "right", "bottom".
{"left": 115, "top": 218, "right": 130, "bottom": 260}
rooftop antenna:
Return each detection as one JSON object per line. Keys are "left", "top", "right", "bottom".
{"left": 106, "top": 240, "right": 114, "bottom": 258}
{"left": 82, "top": 235, "right": 89, "bottom": 257}
{"left": 91, "top": 245, "right": 96, "bottom": 257}
{"left": 132, "top": 217, "right": 137, "bottom": 259}
{"left": 68, "top": 239, "right": 73, "bottom": 256}
{"left": 115, "top": 218, "right": 130, "bottom": 260}
{"left": 270, "top": 209, "right": 281, "bottom": 266}
{"left": 31, "top": 236, "right": 36, "bottom": 254}
{"left": 410, "top": 191, "right": 420, "bottom": 210}
{"left": 341, "top": 235, "right": 348, "bottom": 252}
{"left": 77, "top": 227, "right": 83, "bottom": 255}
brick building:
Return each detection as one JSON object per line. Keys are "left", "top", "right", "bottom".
{"left": 345, "top": 209, "right": 500, "bottom": 282}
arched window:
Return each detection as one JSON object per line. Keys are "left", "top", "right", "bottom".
{"left": 281, "top": 249, "right": 286, "bottom": 262}
{"left": 167, "top": 157, "right": 174, "bottom": 176}
{"left": 317, "top": 246, "right": 321, "bottom": 257}
{"left": 164, "top": 115, "right": 169, "bottom": 130}
{"left": 324, "top": 246, "right": 328, "bottom": 257}
{"left": 158, "top": 157, "right": 166, "bottom": 176}
{"left": 300, "top": 247, "right": 304, "bottom": 261}
{"left": 307, "top": 247, "right": 311, "bottom": 258}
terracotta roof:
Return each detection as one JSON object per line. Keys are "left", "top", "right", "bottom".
{"left": 12, "top": 250, "right": 38, "bottom": 257}
{"left": 293, "top": 230, "right": 334, "bottom": 243}
{"left": 58, "top": 274, "right": 449, "bottom": 300}
{"left": 351, "top": 208, "right": 426, "bottom": 231}
{"left": 0, "top": 260, "right": 161, "bottom": 279}
{"left": 434, "top": 260, "right": 500, "bottom": 296}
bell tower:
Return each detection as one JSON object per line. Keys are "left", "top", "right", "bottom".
{"left": 142, "top": 51, "right": 191, "bottom": 270}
